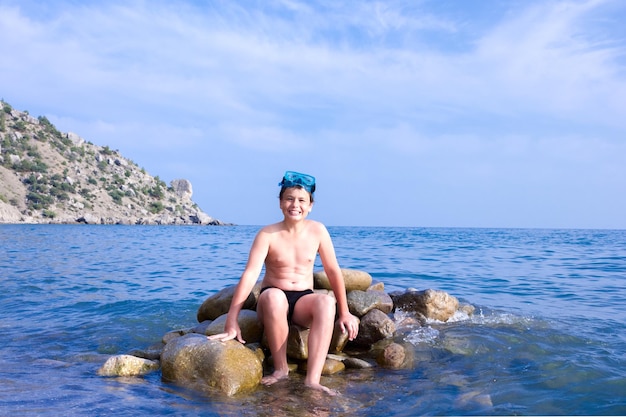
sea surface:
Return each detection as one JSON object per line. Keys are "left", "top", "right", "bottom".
{"left": 1, "top": 225, "right": 625, "bottom": 416}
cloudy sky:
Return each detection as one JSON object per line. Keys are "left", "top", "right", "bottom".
{"left": 1, "top": 0, "right": 625, "bottom": 228}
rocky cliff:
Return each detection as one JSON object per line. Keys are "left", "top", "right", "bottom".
{"left": 0, "top": 100, "right": 225, "bottom": 225}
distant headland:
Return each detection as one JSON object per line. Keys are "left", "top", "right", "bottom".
{"left": 0, "top": 99, "right": 227, "bottom": 225}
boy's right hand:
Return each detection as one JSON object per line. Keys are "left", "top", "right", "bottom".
{"left": 207, "top": 324, "right": 245, "bottom": 344}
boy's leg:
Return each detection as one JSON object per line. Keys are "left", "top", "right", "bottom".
{"left": 257, "top": 288, "right": 290, "bottom": 384}
{"left": 291, "top": 293, "right": 336, "bottom": 389}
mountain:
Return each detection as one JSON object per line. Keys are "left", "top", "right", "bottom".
{"left": 0, "top": 99, "right": 226, "bottom": 225}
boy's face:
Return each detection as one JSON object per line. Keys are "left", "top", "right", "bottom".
{"left": 279, "top": 187, "right": 313, "bottom": 220}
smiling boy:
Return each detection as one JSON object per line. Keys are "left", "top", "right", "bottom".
{"left": 209, "top": 171, "right": 359, "bottom": 395}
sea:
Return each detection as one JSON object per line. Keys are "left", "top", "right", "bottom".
{"left": 1, "top": 225, "right": 625, "bottom": 416}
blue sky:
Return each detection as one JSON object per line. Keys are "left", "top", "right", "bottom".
{"left": 1, "top": 0, "right": 625, "bottom": 228}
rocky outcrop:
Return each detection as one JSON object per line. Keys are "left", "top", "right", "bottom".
{"left": 0, "top": 100, "right": 227, "bottom": 225}
{"left": 97, "top": 269, "right": 472, "bottom": 396}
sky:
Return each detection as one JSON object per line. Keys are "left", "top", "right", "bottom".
{"left": 1, "top": 0, "right": 625, "bottom": 228}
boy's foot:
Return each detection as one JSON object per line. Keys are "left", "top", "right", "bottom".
{"left": 261, "top": 370, "right": 289, "bottom": 386}
{"left": 305, "top": 382, "right": 340, "bottom": 396}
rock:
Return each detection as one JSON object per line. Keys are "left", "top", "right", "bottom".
{"left": 246, "top": 343, "right": 266, "bottom": 365}
{"left": 347, "top": 290, "right": 393, "bottom": 317}
{"left": 376, "top": 342, "right": 406, "bottom": 369}
{"left": 97, "top": 354, "right": 160, "bottom": 377}
{"left": 391, "top": 288, "right": 459, "bottom": 322}
{"left": 368, "top": 281, "right": 385, "bottom": 291}
{"left": 299, "top": 357, "right": 346, "bottom": 375}
{"left": 0, "top": 101, "right": 227, "bottom": 226}
{"left": 205, "top": 310, "right": 263, "bottom": 344}
{"left": 343, "top": 357, "right": 375, "bottom": 369}
{"left": 162, "top": 328, "right": 187, "bottom": 344}
{"left": 170, "top": 179, "right": 193, "bottom": 199}
{"left": 161, "top": 333, "right": 262, "bottom": 396}
{"left": 189, "top": 211, "right": 215, "bottom": 225}
{"left": 0, "top": 201, "right": 22, "bottom": 223}
{"left": 329, "top": 319, "right": 353, "bottom": 353}
{"left": 192, "top": 320, "right": 213, "bottom": 335}
{"left": 285, "top": 324, "right": 310, "bottom": 360}
{"left": 76, "top": 213, "right": 101, "bottom": 224}
{"left": 127, "top": 342, "right": 164, "bottom": 360}
{"left": 313, "top": 269, "right": 372, "bottom": 292}
{"left": 459, "top": 303, "right": 476, "bottom": 316}
{"left": 66, "top": 132, "right": 84, "bottom": 145}
{"left": 352, "top": 309, "right": 396, "bottom": 346}
{"left": 197, "top": 283, "right": 261, "bottom": 322}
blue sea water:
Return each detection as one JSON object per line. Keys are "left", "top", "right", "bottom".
{"left": 1, "top": 225, "right": 625, "bottom": 416}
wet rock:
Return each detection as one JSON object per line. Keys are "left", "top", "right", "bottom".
{"left": 323, "top": 358, "right": 346, "bottom": 375}
{"left": 127, "top": 342, "right": 164, "bottom": 360}
{"left": 352, "top": 309, "right": 396, "bottom": 346}
{"left": 285, "top": 324, "right": 310, "bottom": 360}
{"left": 392, "top": 288, "right": 459, "bottom": 322}
{"left": 343, "top": 357, "right": 375, "bottom": 369}
{"left": 161, "top": 333, "right": 262, "bottom": 396}
{"left": 162, "top": 328, "right": 188, "bottom": 344}
{"left": 376, "top": 342, "right": 406, "bottom": 369}
{"left": 298, "top": 357, "right": 346, "bottom": 376}
{"left": 329, "top": 319, "right": 353, "bottom": 353}
{"left": 97, "top": 354, "right": 159, "bottom": 377}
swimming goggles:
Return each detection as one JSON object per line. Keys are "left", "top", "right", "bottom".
{"left": 278, "top": 171, "right": 316, "bottom": 193}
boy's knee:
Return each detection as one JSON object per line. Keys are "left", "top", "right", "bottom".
{"left": 260, "top": 288, "right": 285, "bottom": 303}
{"left": 317, "top": 294, "right": 336, "bottom": 316}
{"left": 259, "top": 289, "right": 288, "bottom": 312}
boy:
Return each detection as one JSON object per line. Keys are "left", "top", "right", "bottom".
{"left": 209, "top": 171, "right": 359, "bottom": 395}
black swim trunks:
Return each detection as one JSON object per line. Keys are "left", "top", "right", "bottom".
{"left": 260, "top": 287, "right": 314, "bottom": 322}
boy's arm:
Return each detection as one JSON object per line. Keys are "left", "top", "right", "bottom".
{"left": 209, "top": 229, "right": 270, "bottom": 343}
{"left": 317, "top": 224, "right": 359, "bottom": 340}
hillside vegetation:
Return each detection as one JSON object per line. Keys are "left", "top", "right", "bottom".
{"left": 0, "top": 99, "right": 224, "bottom": 225}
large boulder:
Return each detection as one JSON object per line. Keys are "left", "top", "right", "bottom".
{"left": 197, "top": 283, "right": 262, "bottom": 322}
{"left": 391, "top": 289, "right": 459, "bottom": 322}
{"left": 161, "top": 333, "right": 262, "bottom": 396}
{"left": 313, "top": 269, "right": 372, "bottom": 292}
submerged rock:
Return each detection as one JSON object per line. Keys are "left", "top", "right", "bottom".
{"left": 97, "top": 354, "right": 159, "bottom": 377}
